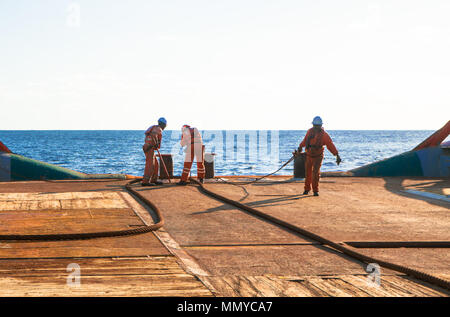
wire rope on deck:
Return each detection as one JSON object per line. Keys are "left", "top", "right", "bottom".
{"left": 191, "top": 178, "right": 450, "bottom": 292}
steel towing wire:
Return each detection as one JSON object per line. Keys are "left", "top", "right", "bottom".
{"left": 219, "top": 156, "right": 295, "bottom": 186}
{"left": 191, "top": 178, "right": 450, "bottom": 292}
{"left": 0, "top": 178, "right": 164, "bottom": 241}
{"left": 245, "top": 155, "right": 295, "bottom": 184}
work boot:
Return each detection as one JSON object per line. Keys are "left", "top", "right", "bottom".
{"left": 199, "top": 178, "right": 204, "bottom": 184}
{"left": 141, "top": 182, "right": 155, "bottom": 187}
{"left": 303, "top": 190, "right": 309, "bottom": 195}
{"left": 176, "top": 181, "right": 188, "bottom": 186}
{"left": 152, "top": 181, "right": 163, "bottom": 185}
{"left": 313, "top": 192, "right": 319, "bottom": 196}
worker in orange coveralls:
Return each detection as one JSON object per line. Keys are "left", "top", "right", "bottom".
{"left": 176, "top": 125, "right": 205, "bottom": 185}
{"left": 142, "top": 117, "right": 167, "bottom": 186}
{"left": 294, "top": 116, "right": 341, "bottom": 196}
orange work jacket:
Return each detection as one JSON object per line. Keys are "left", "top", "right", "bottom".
{"left": 144, "top": 125, "right": 163, "bottom": 150}
{"left": 299, "top": 128, "right": 338, "bottom": 157}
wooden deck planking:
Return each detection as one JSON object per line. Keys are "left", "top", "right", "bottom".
{"left": 381, "top": 275, "right": 447, "bottom": 297}
{"left": 0, "top": 187, "right": 214, "bottom": 296}
{"left": 0, "top": 257, "right": 211, "bottom": 297}
{"left": 0, "top": 208, "right": 137, "bottom": 219}
{"left": 0, "top": 192, "right": 128, "bottom": 211}
{"left": 0, "top": 232, "right": 170, "bottom": 258}
{"left": 1, "top": 178, "right": 449, "bottom": 297}
{"left": 0, "top": 218, "right": 145, "bottom": 234}
{"left": 203, "top": 275, "right": 449, "bottom": 297}
{"left": 339, "top": 275, "right": 405, "bottom": 297}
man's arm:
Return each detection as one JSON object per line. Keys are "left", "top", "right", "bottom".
{"left": 293, "top": 131, "right": 309, "bottom": 156}
{"left": 324, "top": 134, "right": 338, "bottom": 156}
{"left": 298, "top": 130, "right": 310, "bottom": 152}
{"left": 180, "top": 132, "right": 187, "bottom": 147}
{"left": 323, "top": 133, "right": 341, "bottom": 165}
{"left": 156, "top": 133, "right": 162, "bottom": 149}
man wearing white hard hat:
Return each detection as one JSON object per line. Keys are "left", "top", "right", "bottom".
{"left": 294, "top": 116, "right": 341, "bottom": 196}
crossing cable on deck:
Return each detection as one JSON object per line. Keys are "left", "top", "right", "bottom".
{"left": 191, "top": 178, "right": 450, "bottom": 292}
{"left": 0, "top": 178, "right": 164, "bottom": 241}
{"left": 222, "top": 156, "right": 295, "bottom": 185}
{"left": 215, "top": 155, "right": 296, "bottom": 197}
{"left": 249, "top": 155, "right": 295, "bottom": 183}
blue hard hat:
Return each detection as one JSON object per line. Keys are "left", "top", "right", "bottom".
{"left": 312, "top": 116, "right": 323, "bottom": 125}
{"left": 158, "top": 117, "right": 167, "bottom": 126}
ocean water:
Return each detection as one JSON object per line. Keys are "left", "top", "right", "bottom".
{"left": 0, "top": 130, "right": 435, "bottom": 177}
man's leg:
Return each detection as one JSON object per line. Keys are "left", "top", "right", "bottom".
{"left": 311, "top": 156, "right": 323, "bottom": 193}
{"left": 150, "top": 155, "right": 159, "bottom": 183}
{"left": 195, "top": 144, "right": 205, "bottom": 180}
{"left": 304, "top": 155, "right": 313, "bottom": 192}
{"left": 180, "top": 146, "right": 194, "bottom": 182}
{"left": 143, "top": 150, "right": 155, "bottom": 184}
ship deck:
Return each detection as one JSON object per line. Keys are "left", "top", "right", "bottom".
{"left": 0, "top": 176, "right": 448, "bottom": 297}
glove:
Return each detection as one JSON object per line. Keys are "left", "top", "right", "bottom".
{"left": 292, "top": 147, "right": 302, "bottom": 157}
{"left": 336, "top": 154, "right": 342, "bottom": 165}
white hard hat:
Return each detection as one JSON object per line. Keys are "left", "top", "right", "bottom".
{"left": 312, "top": 116, "right": 323, "bottom": 125}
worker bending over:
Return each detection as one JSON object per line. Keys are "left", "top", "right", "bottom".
{"left": 294, "top": 116, "right": 341, "bottom": 196}
{"left": 177, "top": 125, "right": 205, "bottom": 185}
{"left": 142, "top": 117, "right": 167, "bottom": 186}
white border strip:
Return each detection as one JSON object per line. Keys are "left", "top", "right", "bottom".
{"left": 403, "top": 189, "right": 450, "bottom": 203}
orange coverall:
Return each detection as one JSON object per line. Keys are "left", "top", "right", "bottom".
{"left": 299, "top": 128, "right": 338, "bottom": 193}
{"left": 180, "top": 127, "right": 205, "bottom": 182}
{"left": 143, "top": 125, "right": 163, "bottom": 184}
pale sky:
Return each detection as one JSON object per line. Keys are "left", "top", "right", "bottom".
{"left": 1, "top": 0, "right": 449, "bottom": 130}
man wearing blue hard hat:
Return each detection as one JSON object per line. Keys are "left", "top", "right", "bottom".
{"left": 142, "top": 117, "right": 167, "bottom": 186}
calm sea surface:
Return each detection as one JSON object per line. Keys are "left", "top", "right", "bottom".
{"left": 0, "top": 130, "right": 434, "bottom": 176}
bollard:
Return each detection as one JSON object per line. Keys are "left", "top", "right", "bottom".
{"left": 204, "top": 153, "right": 215, "bottom": 179}
{"left": 159, "top": 154, "right": 173, "bottom": 179}
{"left": 293, "top": 152, "right": 306, "bottom": 178}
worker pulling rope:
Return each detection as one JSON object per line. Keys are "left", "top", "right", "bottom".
{"left": 190, "top": 178, "right": 450, "bottom": 291}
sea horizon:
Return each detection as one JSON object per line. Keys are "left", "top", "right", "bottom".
{"left": 0, "top": 130, "right": 437, "bottom": 177}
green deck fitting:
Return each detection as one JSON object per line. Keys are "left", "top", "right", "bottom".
{"left": 9, "top": 154, "right": 127, "bottom": 181}
{"left": 351, "top": 151, "right": 424, "bottom": 177}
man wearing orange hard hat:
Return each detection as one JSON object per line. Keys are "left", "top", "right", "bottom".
{"left": 294, "top": 116, "right": 341, "bottom": 196}
{"left": 177, "top": 124, "right": 205, "bottom": 185}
